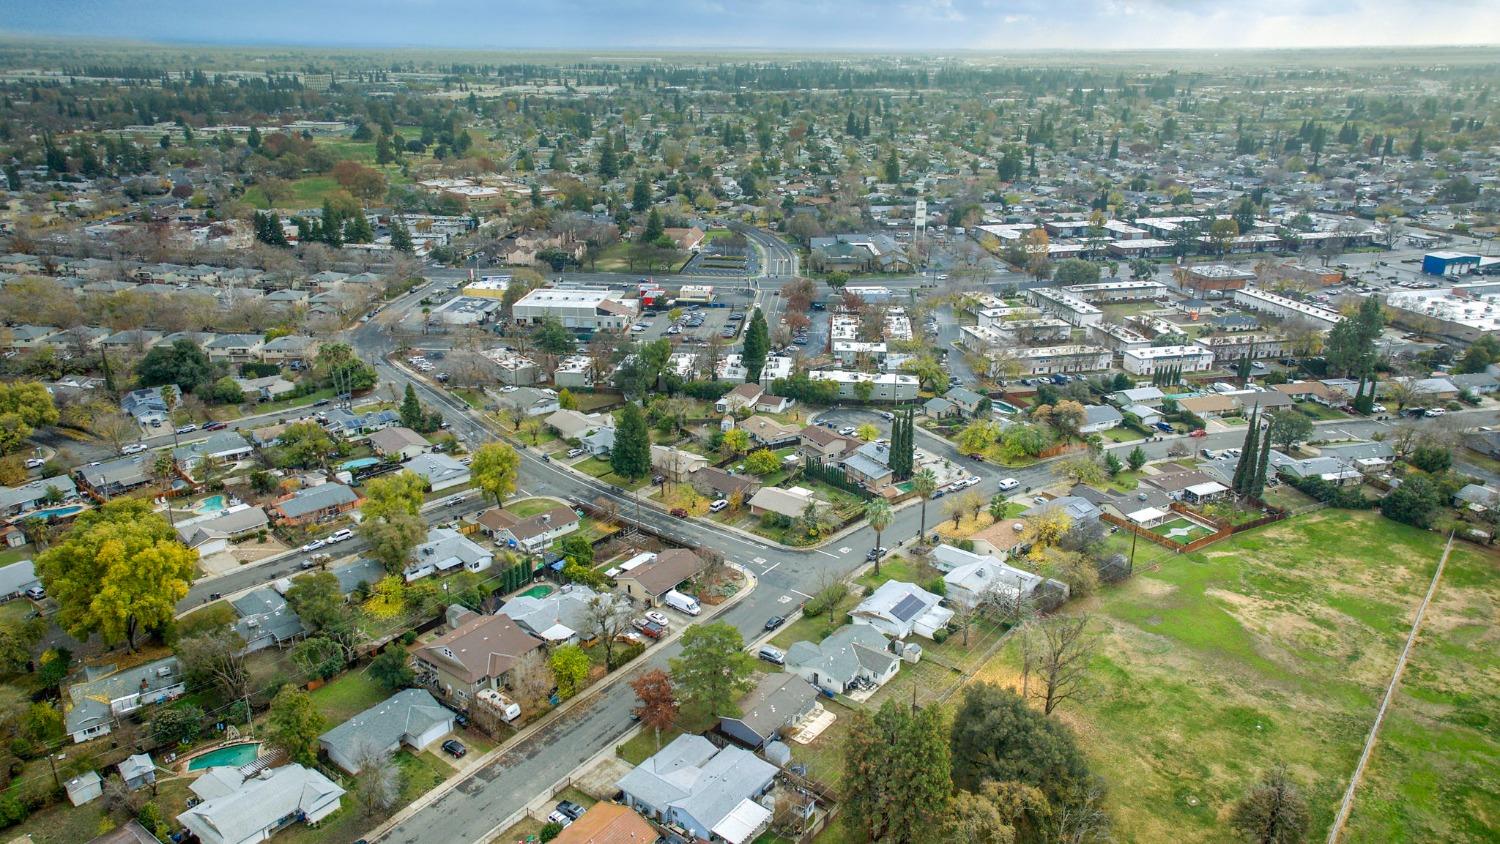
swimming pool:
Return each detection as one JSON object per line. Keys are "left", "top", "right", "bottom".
{"left": 195, "top": 495, "right": 226, "bottom": 514}
{"left": 187, "top": 742, "right": 261, "bottom": 770}
{"left": 25, "top": 504, "right": 86, "bottom": 521}
{"left": 518, "top": 585, "right": 553, "bottom": 599}
{"left": 340, "top": 457, "right": 380, "bottom": 471}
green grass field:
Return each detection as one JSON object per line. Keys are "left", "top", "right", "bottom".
{"left": 975, "top": 510, "right": 1499, "bottom": 843}
{"left": 308, "top": 667, "right": 390, "bottom": 724}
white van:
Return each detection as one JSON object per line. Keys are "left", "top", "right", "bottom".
{"left": 327, "top": 528, "right": 353, "bottom": 543}
{"left": 663, "top": 589, "right": 701, "bottom": 616}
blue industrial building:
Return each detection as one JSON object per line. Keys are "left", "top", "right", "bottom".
{"left": 1422, "top": 251, "right": 1482, "bottom": 276}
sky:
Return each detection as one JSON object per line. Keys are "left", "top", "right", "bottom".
{"left": 0, "top": 0, "right": 1497, "bottom": 51}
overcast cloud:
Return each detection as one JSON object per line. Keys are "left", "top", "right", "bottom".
{"left": 0, "top": 0, "right": 1495, "bottom": 50}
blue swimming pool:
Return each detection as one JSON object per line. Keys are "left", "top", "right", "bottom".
{"left": 27, "top": 504, "right": 86, "bottom": 521}
{"left": 187, "top": 742, "right": 261, "bottom": 771}
{"left": 340, "top": 457, "right": 380, "bottom": 471}
{"left": 195, "top": 495, "right": 226, "bottom": 514}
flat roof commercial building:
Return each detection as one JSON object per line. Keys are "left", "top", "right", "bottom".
{"left": 512, "top": 288, "right": 638, "bottom": 332}
{"left": 1063, "top": 280, "right": 1167, "bottom": 303}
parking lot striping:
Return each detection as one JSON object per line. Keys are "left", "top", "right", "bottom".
{"left": 817, "top": 550, "right": 840, "bottom": 559}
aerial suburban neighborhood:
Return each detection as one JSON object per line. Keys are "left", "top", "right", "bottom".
{"left": 0, "top": 7, "right": 1495, "bottom": 844}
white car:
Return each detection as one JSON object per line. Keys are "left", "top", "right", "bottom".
{"left": 997, "top": 478, "right": 1020, "bottom": 491}
{"left": 301, "top": 539, "right": 326, "bottom": 552}
{"left": 708, "top": 499, "right": 729, "bottom": 513}
{"left": 176, "top": 424, "right": 198, "bottom": 434}
{"left": 327, "top": 528, "right": 353, "bottom": 543}
{"left": 121, "top": 443, "right": 148, "bottom": 455}
{"left": 1424, "top": 407, "right": 1446, "bottom": 417}
{"left": 24, "top": 458, "right": 45, "bottom": 469}
{"left": 644, "top": 610, "right": 670, "bottom": 628}
{"left": 838, "top": 426, "right": 856, "bottom": 436}
{"left": 1371, "top": 404, "right": 1387, "bottom": 413}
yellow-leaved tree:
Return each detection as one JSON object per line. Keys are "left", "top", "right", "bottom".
{"left": 34, "top": 499, "right": 196, "bottom": 651}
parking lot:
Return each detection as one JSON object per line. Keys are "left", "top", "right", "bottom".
{"left": 630, "top": 290, "right": 756, "bottom": 346}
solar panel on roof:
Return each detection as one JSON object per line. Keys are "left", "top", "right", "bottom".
{"left": 890, "top": 594, "right": 925, "bottom": 623}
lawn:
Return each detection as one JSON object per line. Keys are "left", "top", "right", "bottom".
{"left": 308, "top": 667, "right": 391, "bottom": 724}
{"left": 276, "top": 750, "right": 449, "bottom": 844}
{"left": 973, "top": 510, "right": 1499, "bottom": 843}
{"left": 1295, "top": 400, "right": 1350, "bottom": 421}
{"left": 1100, "top": 425, "right": 1147, "bottom": 443}
{"left": 506, "top": 497, "right": 566, "bottom": 518}
{"left": 769, "top": 591, "right": 864, "bottom": 650}
{"left": 573, "top": 456, "right": 650, "bottom": 490}
{"left": 1148, "top": 516, "right": 1216, "bottom": 542}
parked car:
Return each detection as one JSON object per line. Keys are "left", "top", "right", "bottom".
{"left": 644, "top": 610, "right": 670, "bottom": 628}
{"left": 708, "top": 499, "right": 729, "bottom": 513}
{"left": 203, "top": 421, "right": 228, "bottom": 431}
{"left": 23, "top": 458, "right": 44, "bottom": 469}
{"left": 1371, "top": 404, "right": 1387, "bottom": 413}
{"left": 1189, "top": 429, "right": 1208, "bottom": 438}
{"left": 301, "top": 553, "right": 333, "bottom": 569}
{"left": 632, "top": 618, "right": 666, "bottom": 639}
{"left": 838, "top": 426, "right": 856, "bottom": 436}
{"left": 669, "top": 508, "right": 689, "bottom": 518}
{"left": 566, "top": 448, "right": 586, "bottom": 458}
{"left": 1153, "top": 421, "right": 1174, "bottom": 433}
{"left": 301, "top": 539, "right": 326, "bottom": 552}
{"left": 757, "top": 645, "right": 786, "bottom": 666}
{"left": 866, "top": 547, "right": 888, "bottom": 562}
{"left": 327, "top": 528, "right": 353, "bottom": 543}
{"left": 24, "top": 585, "right": 45, "bottom": 601}
{"left": 175, "top": 424, "right": 198, "bottom": 434}
{"left": 121, "top": 443, "right": 149, "bottom": 455}
{"left": 997, "top": 478, "right": 1020, "bottom": 491}
{"left": 764, "top": 615, "right": 786, "bottom": 631}
{"left": 1424, "top": 407, "right": 1446, "bottom": 417}
{"left": 441, "top": 739, "right": 467, "bottom": 758}
{"left": 546, "top": 809, "right": 574, "bottom": 828}
{"left": 554, "top": 801, "right": 586, "bottom": 822}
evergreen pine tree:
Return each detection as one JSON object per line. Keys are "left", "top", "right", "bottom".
{"left": 1232, "top": 407, "right": 1257, "bottom": 495}
{"left": 742, "top": 310, "right": 769, "bottom": 383}
{"left": 390, "top": 219, "right": 414, "bottom": 253}
{"left": 400, "top": 383, "right": 423, "bottom": 429}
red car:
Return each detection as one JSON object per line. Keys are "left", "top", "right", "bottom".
{"left": 1189, "top": 429, "right": 1208, "bottom": 438}
{"left": 203, "top": 421, "right": 228, "bottom": 431}
{"left": 632, "top": 618, "right": 666, "bottom": 639}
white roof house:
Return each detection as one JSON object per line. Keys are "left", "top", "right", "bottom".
{"left": 405, "top": 528, "right": 492, "bottom": 582}
{"left": 615, "top": 734, "right": 778, "bottom": 844}
{"left": 933, "top": 545, "right": 1045, "bottom": 610}
{"left": 177, "top": 764, "right": 344, "bottom": 844}
{"left": 850, "top": 580, "right": 953, "bottom": 640}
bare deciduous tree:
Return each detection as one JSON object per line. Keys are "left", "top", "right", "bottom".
{"left": 351, "top": 742, "right": 401, "bottom": 816}
{"left": 584, "top": 593, "right": 632, "bottom": 669}
{"left": 1027, "top": 614, "right": 1097, "bottom": 715}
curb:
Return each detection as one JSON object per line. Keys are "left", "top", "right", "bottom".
{"left": 367, "top": 563, "right": 759, "bottom": 843}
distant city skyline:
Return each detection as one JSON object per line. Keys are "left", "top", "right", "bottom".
{"left": 2, "top": 0, "right": 1498, "bottom": 51}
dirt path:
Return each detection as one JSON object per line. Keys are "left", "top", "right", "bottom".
{"left": 1327, "top": 531, "right": 1454, "bottom": 843}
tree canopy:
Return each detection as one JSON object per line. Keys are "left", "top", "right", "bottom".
{"left": 669, "top": 622, "right": 755, "bottom": 717}
{"left": 34, "top": 499, "right": 196, "bottom": 651}
{"left": 470, "top": 442, "right": 520, "bottom": 505}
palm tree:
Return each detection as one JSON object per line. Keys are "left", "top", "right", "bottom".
{"left": 912, "top": 468, "right": 938, "bottom": 542}
{"left": 151, "top": 452, "right": 178, "bottom": 525}
{"left": 865, "top": 498, "right": 892, "bottom": 577}
{"left": 988, "top": 493, "right": 1008, "bottom": 523}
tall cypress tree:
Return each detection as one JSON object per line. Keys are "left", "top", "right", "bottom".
{"left": 1232, "top": 407, "right": 1259, "bottom": 495}
{"left": 1252, "top": 422, "right": 1273, "bottom": 499}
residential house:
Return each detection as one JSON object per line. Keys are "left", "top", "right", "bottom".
{"left": 172, "top": 431, "right": 253, "bottom": 471}
{"left": 367, "top": 426, "right": 432, "bottom": 461}
{"left": 944, "top": 387, "right": 986, "bottom": 418}
{"left": 323, "top": 408, "right": 401, "bottom": 437}
{"left": 65, "top": 771, "right": 103, "bottom": 808}
{"left": 1108, "top": 386, "right": 1165, "bottom": 408}
{"left": 270, "top": 483, "right": 361, "bottom": 525}
{"left": 841, "top": 443, "right": 894, "bottom": 492}
{"left": 1450, "top": 372, "right": 1500, "bottom": 395}
{"left": 0, "top": 559, "right": 40, "bottom": 601}
{"left": 231, "top": 587, "right": 306, "bottom": 654}
{"left": 615, "top": 549, "right": 708, "bottom": 607}
{"left": 550, "top": 803, "right": 659, "bottom": 844}
{"left": 176, "top": 764, "right": 344, "bottom": 844}
{"left": 403, "top": 452, "right": 471, "bottom": 492}
{"left": 260, "top": 335, "right": 320, "bottom": 365}
{"left": 0, "top": 475, "right": 79, "bottom": 517}
{"left": 923, "top": 397, "right": 958, "bottom": 420}
{"left": 117, "top": 754, "right": 156, "bottom": 791}
{"left": 319, "top": 688, "right": 454, "bottom": 775}
{"left": 1454, "top": 484, "right": 1499, "bottom": 510}
{"left": 616, "top": 734, "right": 779, "bottom": 844}
{"left": 808, "top": 233, "right": 911, "bottom": 273}
{"left": 1317, "top": 441, "right": 1395, "bottom": 471}
{"left": 475, "top": 504, "right": 579, "bottom": 554}
{"left": 120, "top": 386, "right": 176, "bottom": 427}
{"left": 1019, "top": 495, "right": 1102, "bottom": 525}
{"left": 176, "top": 506, "right": 269, "bottom": 559}
{"left": 1177, "top": 393, "right": 1240, "bottom": 418}
{"left": 582, "top": 425, "right": 616, "bottom": 457}
{"left": 406, "top": 528, "right": 493, "bottom": 581}
{"left": 65, "top": 658, "right": 185, "bottom": 743}
{"left": 499, "top": 584, "right": 617, "bottom": 645}
{"left": 717, "top": 383, "right": 766, "bottom": 414}
{"left": 1272, "top": 381, "right": 1348, "bottom": 407}
{"left": 718, "top": 672, "right": 820, "bottom": 750}
{"left": 204, "top": 333, "right": 264, "bottom": 363}
{"left": 652, "top": 445, "right": 709, "bottom": 481}
{"left": 1181, "top": 481, "right": 1230, "bottom": 505}
{"left": 1079, "top": 404, "right": 1124, "bottom": 434}
{"left": 933, "top": 545, "right": 1048, "bottom": 610}
{"left": 1463, "top": 429, "right": 1500, "bottom": 459}
{"left": 75, "top": 454, "right": 152, "bottom": 499}
{"left": 546, "top": 409, "right": 612, "bottom": 441}
{"left": 739, "top": 415, "right": 799, "bottom": 448}
{"left": 496, "top": 386, "right": 562, "bottom": 418}
{"left": 797, "top": 426, "right": 863, "bottom": 463}
{"left": 413, "top": 610, "right": 546, "bottom": 709}
{"left": 100, "top": 329, "right": 161, "bottom": 353}
{"left": 688, "top": 467, "right": 761, "bottom": 502}
{"left": 785, "top": 624, "right": 899, "bottom": 696}
{"left": 747, "top": 486, "right": 827, "bottom": 520}
{"left": 850, "top": 581, "right": 953, "bottom": 640}
{"left": 234, "top": 375, "right": 296, "bottom": 402}
{"left": 808, "top": 370, "right": 919, "bottom": 401}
